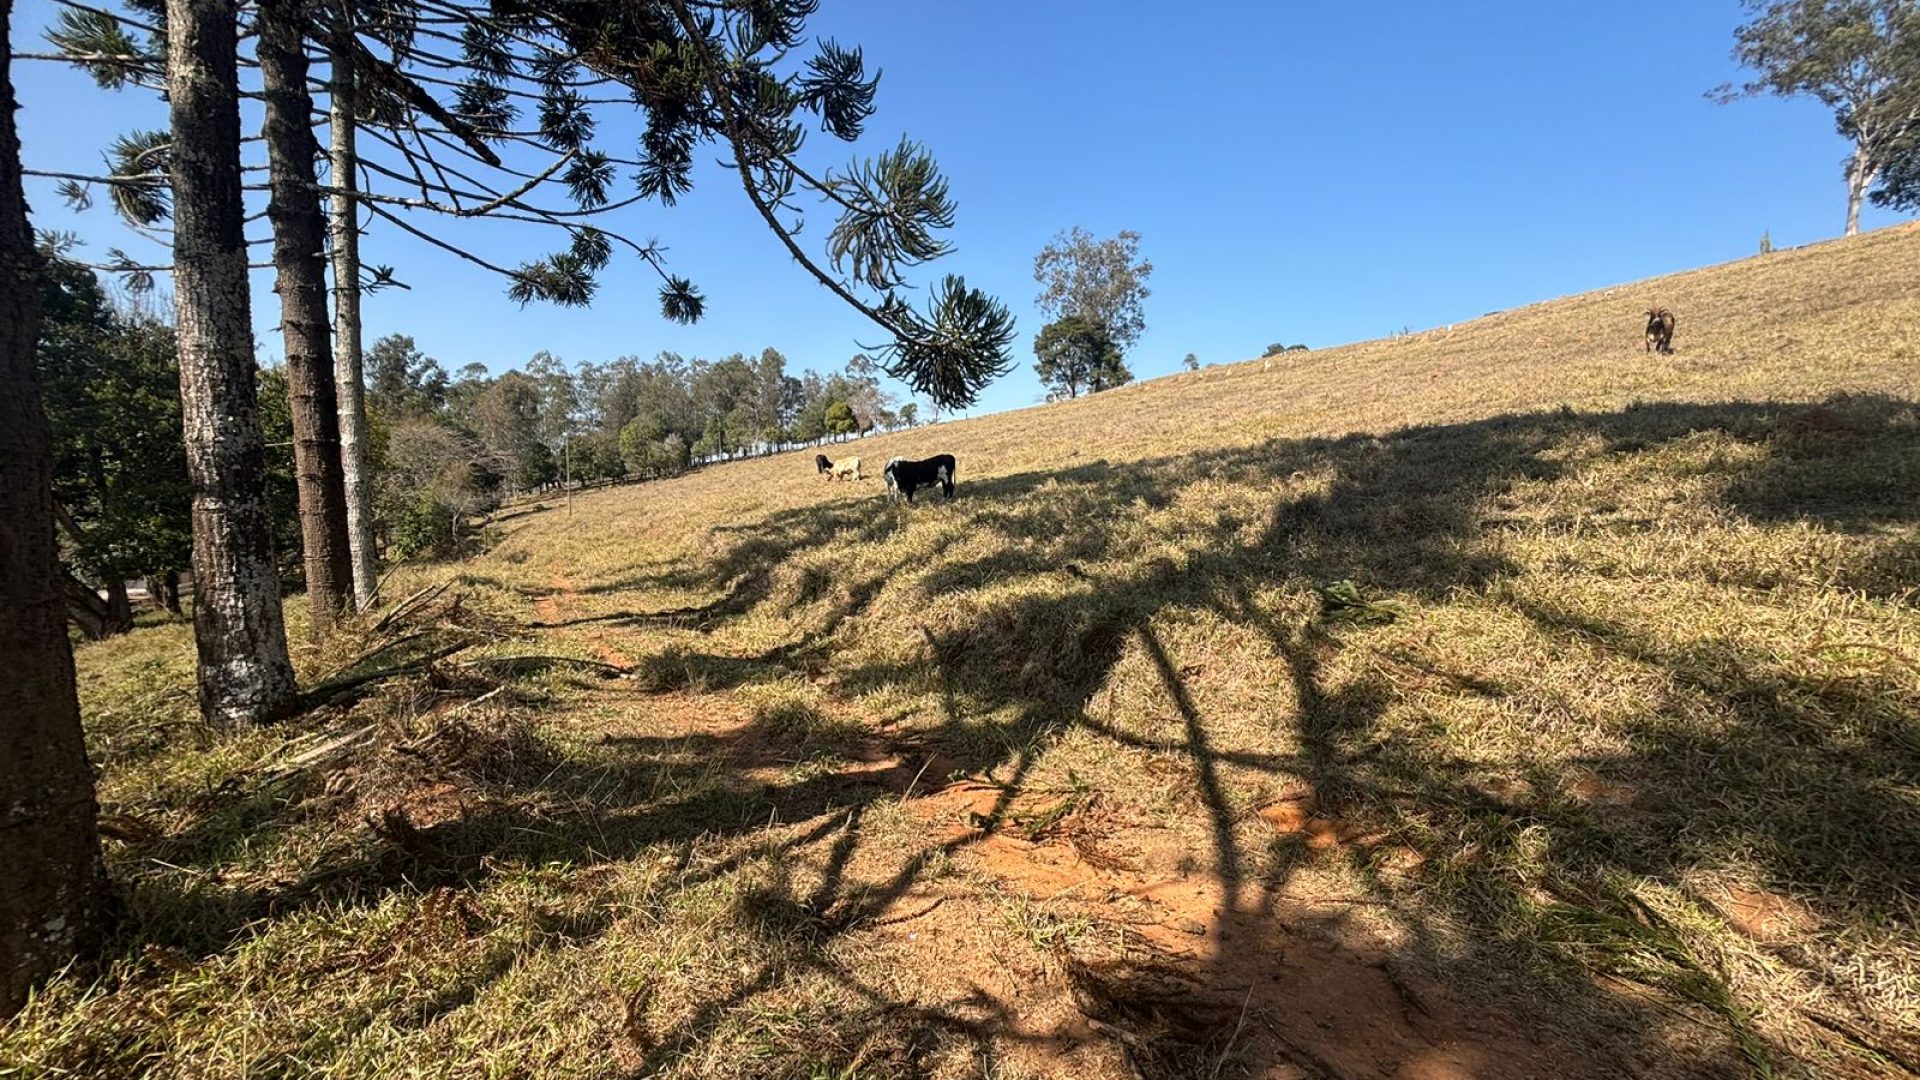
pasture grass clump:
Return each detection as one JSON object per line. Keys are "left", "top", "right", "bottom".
{"left": 9, "top": 226, "right": 1920, "bottom": 1077}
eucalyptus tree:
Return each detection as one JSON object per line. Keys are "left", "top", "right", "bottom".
{"left": 1719, "top": 0, "right": 1920, "bottom": 236}
{"left": 1033, "top": 227, "right": 1153, "bottom": 355}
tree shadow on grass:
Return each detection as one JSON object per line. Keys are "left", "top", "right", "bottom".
{"left": 94, "top": 393, "right": 1920, "bottom": 1077}
{"left": 613, "top": 393, "right": 1919, "bottom": 1074}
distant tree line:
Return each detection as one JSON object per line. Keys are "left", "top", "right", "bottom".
{"left": 323, "top": 334, "right": 919, "bottom": 558}
{"left": 35, "top": 255, "right": 924, "bottom": 604}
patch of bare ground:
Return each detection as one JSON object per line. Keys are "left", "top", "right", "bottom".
{"left": 897, "top": 778, "right": 1614, "bottom": 1080}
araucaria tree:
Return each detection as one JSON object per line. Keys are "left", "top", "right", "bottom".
{"left": 1033, "top": 226, "right": 1153, "bottom": 354}
{"left": 168, "top": 0, "right": 300, "bottom": 724}
{"left": 1720, "top": 0, "right": 1920, "bottom": 236}
{"left": 0, "top": 0, "right": 110, "bottom": 1017}
{"left": 259, "top": 0, "right": 355, "bottom": 632}
{"left": 537, "top": 0, "right": 1018, "bottom": 409}
{"left": 1033, "top": 314, "right": 1131, "bottom": 400}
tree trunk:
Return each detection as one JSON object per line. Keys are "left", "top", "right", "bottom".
{"left": 0, "top": 0, "right": 111, "bottom": 1017}
{"left": 168, "top": 0, "right": 299, "bottom": 726}
{"left": 61, "top": 572, "right": 113, "bottom": 641}
{"left": 104, "top": 577, "right": 132, "bottom": 632}
{"left": 258, "top": 0, "right": 353, "bottom": 634}
{"left": 327, "top": 2, "right": 378, "bottom": 612}
{"left": 1845, "top": 150, "right": 1875, "bottom": 238}
{"left": 151, "top": 570, "right": 183, "bottom": 616}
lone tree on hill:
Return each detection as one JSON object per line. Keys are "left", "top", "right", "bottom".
{"left": 1033, "top": 226, "right": 1152, "bottom": 355}
{"left": 1182, "top": 352, "right": 1200, "bottom": 371}
{"left": 1034, "top": 314, "right": 1132, "bottom": 401}
{"left": 1718, "top": 0, "right": 1920, "bottom": 236}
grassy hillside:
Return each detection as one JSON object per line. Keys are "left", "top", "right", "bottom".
{"left": 6, "top": 226, "right": 1919, "bottom": 1078}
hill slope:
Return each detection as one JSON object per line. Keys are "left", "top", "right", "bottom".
{"left": 12, "top": 227, "right": 1920, "bottom": 1079}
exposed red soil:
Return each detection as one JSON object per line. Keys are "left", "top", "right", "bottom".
{"left": 879, "top": 778, "right": 1617, "bottom": 1079}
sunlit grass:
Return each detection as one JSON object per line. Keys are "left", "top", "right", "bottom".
{"left": 6, "top": 226, "right": 1918, "bottom": 1078}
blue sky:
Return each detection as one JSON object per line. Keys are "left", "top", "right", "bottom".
{"left": 13, "top": 0, "right": 1908, "bottom": 418}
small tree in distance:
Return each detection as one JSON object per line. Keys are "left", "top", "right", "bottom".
{"left": 824, "top": 401, "right": 859, "bottom": 440}
{"left": 1034, "top": 315, "right": 1132, "bottom": 401}
{"left": 1183, "top": 352, "right": 1201, "bottom": 371}
{"left": 1264, "top": 342, "right": 1287, "bottom": 357}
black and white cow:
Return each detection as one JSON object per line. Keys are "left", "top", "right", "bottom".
{"left": 884, "top": 454, "right": 956, "bottom": 504}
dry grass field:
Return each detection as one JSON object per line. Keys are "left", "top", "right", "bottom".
{"left": 5, "top": 226, "right": 1919, "bottom": 1078}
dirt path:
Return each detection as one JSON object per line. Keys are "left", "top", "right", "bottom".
{"left": 859, "top": 780, "right": 1613, "bottom": 1080}
{"left": 514, "top": 581, "right": 1621, "bottom": 1077}
{"left": 543, "top": 656, "right": 1612, "bottom": 1076}
{"left": 533, "top": 574, "right": 634, "bottom": 669}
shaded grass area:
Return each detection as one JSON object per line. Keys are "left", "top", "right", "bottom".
{"left": 8, "top": 228, "right": 1920, "bottom": 1077}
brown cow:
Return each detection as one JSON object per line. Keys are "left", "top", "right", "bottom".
{"left": 1645, "top": 308, "right": 1676, "bottom": 354}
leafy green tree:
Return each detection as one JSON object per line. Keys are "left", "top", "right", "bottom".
{"left": 899, "top": 402, "right": 919, "bottom": 427}
{"left": 1719, "top": 0, "right": 1920, "bottom": 235}
{"left": 619, "top": 414, "right": 683, "bottom": 477}
{"left": 472, "top": 371, "right": 549, "bottom": 491}
{"left": 824, "top": 400, "right": 858, "bottom": 439}
{"left": 1183, "top": 352, "right": 1201, "bottom": 371}
{"left": 367, "top": 334, "right": 449, "bottom": 419}
{"left": 1033, "top": 315, "right": 1132, "bottom": 401}
{"left": 37, "top": 255, "right": 190, "bottom": 636}
{"left": 1033, "top": 227, "right": 1153, "bottom": 354}
{"left": 255, "top": 366, "right": 305, "bottom": 568}
{"left": 377, "top": 418, "right": 497, "bottom": 560}
{"left": 568, "top": 430, "right": 625, "bottom": 482}
{"left": 794, "top": 395, "right": 830, "bottom": 442}
{"left": 1263, "top": 342, "right": 1287, "bottom": 357}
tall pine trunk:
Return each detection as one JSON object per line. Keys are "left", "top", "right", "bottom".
{"left": 168, "top": 0, "right": 299, "bottom": 726}
{"left": 0, "top": 0, "right": 111, "bottom": 1017}
{"left": 328, "top": 1, "right": 379, "bottom": 611}
{"left": 258, "top": 0, "right": 353, "bottom": 633}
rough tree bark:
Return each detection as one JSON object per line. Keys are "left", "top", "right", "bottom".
{"left": 168, "top": 0, "right": 300, "bottom": 725}
{"left": 328, "top": 0, "right": 379, "bottom": 611}
{"left": 258, "top": 0, "right": 353, "bottom": 632}
{"left": 1845, "top": 151, "right": 1876, "bottom": 238}
{"left": 0, "top": 0, "right": 111, "bottom": 1017}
